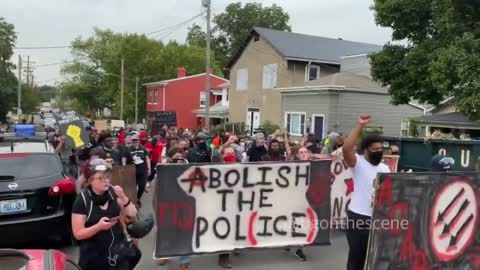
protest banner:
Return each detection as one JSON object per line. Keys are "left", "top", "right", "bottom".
{"left": 94, "top": 120, "right": 108, "bottom": 132}
{"left": 330, "top": 149, "right": 399, "bottom": 227}
{"left": 154, "top": 160, "right": 332, "bottom": 258}
{"left": 54, "top": 111, "right": 89, "bottom": 149}
{"left": 366, "top": 173, "right": 480, "bottom": 269}
{"left": 111, "top": 165, "right": 137, "bottom": 206}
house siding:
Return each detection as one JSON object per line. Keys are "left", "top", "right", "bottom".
{"left": 229, "top": 36, "right": 287, "bottom": 127}
{"left": 340, "top": 54, "right": 372, "bottom": 77}
{"left": 336, "top": 91, "right": 423, "bottom": 136}
{"left": 287, "top": 62, "right": 338, "bottom": 87}
{"left": 282, "top": 93, "right": 333, "bottom": 137}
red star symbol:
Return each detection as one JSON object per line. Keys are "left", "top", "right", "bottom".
{"left": 345, "top": 178, "right": 354, "bottom": 196}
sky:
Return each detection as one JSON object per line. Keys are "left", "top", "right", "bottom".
{"left": 2, "top": 0, "right": 393, "bottom": 85}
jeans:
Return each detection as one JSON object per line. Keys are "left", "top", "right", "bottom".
{"left": 346, "top": 210, "right": 371, "bottom": 270}
{"left": 179, "top": 256, "right": 191, "bottom": 264}
{"left": 136, "top": 170, "right": 147, "bottom": 200}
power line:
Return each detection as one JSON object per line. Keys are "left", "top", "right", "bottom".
{"left": 31, "top": 60, "right": 76, "bottom": 68}
{"left": 146, "top": 11, "right": 206, "bottom": 36}
{"left": 14, "top": 45, "right": 71, "bottom": 50}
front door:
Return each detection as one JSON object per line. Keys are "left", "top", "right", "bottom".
{"left": 313, "top": 115, "right": 325, "bottom": 140}
{"left": 246, "top": 108, "right": 260, "bottom": 135}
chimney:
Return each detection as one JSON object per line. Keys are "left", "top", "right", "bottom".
{"left": 177, "top": 67, "right": 186, "bottom": 78}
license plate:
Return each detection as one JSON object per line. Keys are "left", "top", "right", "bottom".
{"left": 0, "top": 199, "right": 27, "bottom": 214}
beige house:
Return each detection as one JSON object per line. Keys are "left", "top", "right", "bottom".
{"left": 228, "top": 27, "right": 381, "bottom": 134}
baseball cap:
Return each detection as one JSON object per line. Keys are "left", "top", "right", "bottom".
{"left": 197, "top": 132, "right": 207, "bottom": 140}
{"left": 254, "top": 133, "right": 265, "bottom": 140}
{"left": 84, "top": 158, "right": 111, "bottom": 179}
{"left": 132, "top": 134, "right": 139, "bottom": 140}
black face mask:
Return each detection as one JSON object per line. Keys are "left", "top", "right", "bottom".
{"left": 198, "top": 142, "right": 207, "bottom": 149}
{"left": 172, "top": 158, "right": 184, "bottom": 163}
{"left": 89, "top": 187, "right": 109, "bottom": 206}
{"left": 368, "top": 151, "right": 384, "bottom": 166}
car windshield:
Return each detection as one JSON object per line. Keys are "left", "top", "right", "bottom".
{"left": 0, "top": 142, "right": 50, "bottom": 154}
{"left": 0, "top": 255, "right": 28, "bottom": 270}
{"left": 0, "top": 154, "right": 61, "bottom": 180}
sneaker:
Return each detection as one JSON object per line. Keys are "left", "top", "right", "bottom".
{"left": 180, "top": 263, "right": 190, "bottom": 270}
{"left": 218, "top": 254, "right": 232, "bottom": 269}
{"left": 145, "top": 182, "right": 151, "bottom": 193}
{"left": 295, "top": 249, "right": 307, "bottom": 261}
{"left": 157, "top": 258, "right": 169, "bottom": 265}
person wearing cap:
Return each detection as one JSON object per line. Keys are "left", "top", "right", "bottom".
{"left": 431, "top": 154, "right": 455, "bottom": 172}
{"left": 72, "top": 159, "right": 140, "bottom": 270}
{"left": 246, "top": 133, "right": 268, "bottom": 162}
{"left": 126, "top": 134, "right": 151, "bottom": 207}
{"left": 186, "top": 132, "right": 211, "bottom": 163}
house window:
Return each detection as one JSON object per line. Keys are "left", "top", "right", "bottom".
{"left": 200, "top": 92, "right": 207, "bottom": 107}
{"left": 306, "top": 65, "right": 320, "bottom": 81}
{"left": 236, "top": 68, "right": 248, "bottom": 91}
{"left": 148, "top": 89, "right": 153, "bottom": 104}
{"left": 263, "top": 63, "right": 277, "bottom": 89}
{"left": 401, "top": 120, "right": 410, "bottom": 136}
{"left": 285, "top": 112, "right": 306, "bottom": 136}
{"left": 154, "top": 89, "right": 159, "bottom": 104}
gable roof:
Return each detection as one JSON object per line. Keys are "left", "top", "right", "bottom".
{"left": 417, "top": 112, "right": 480, "bottom": 129}
{"left": 228, "top": 27, "right": 382, "bottom": 68}
{"left": 143, "top": 73, "right": 228, "bottom": 87}
{"left": 306, "top": 72, "right": 388, "bottom": 94}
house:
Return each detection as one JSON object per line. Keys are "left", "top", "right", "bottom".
{"left": 192, "top": 81, "right": 230, "bottom": 128}
{"left": 228, "top": 27, "right": 382, "bottom": 134}
{"left": 278, "top": 71, "right": 424, "bottom": 139}
{"left": 144, "top": 67, "right": 229, "bottom": 131}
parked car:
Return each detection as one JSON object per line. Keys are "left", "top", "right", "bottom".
{"left": 0, "top": 249, "right": 81, "bottom": 270}
{"left": 0, "top": 129, "right": 76, "bottom": 247}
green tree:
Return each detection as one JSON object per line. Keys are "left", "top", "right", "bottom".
{"left": 0, "top": 17, "right": 18, "bottom": 122}
{"left": 186, "top": 2, "right": 291, "bottom": 73}
{"left": 21, "top": 85, "right": 41, "bottom": 114}
{"left": 38, "top": 85, "right": 59, "bottom": 102}
{"left": 370, "top": 0, "right": 480, "bottom": 119}
{"left": 61, "top": 28, "right": 221, "bottom": 122}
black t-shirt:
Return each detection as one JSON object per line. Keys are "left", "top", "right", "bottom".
{"left": 118, "top": 144, "right": 133, "bottom": 164}
{"left": 128, "top": 145, "right": 149, "bottom": 172}
{"left": 247, "top": 145, "right": 268, "bottom": 162}
{"left": 72, "top": 188, "right": 124, "bottom": 264}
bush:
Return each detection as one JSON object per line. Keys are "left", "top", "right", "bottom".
{"left": 259, "top": 120, "right": 280, "bottom": 135}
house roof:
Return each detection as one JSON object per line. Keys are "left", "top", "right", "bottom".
{"left": 416, "top": 112, "right": 480, "bottom": 129}
{"left": 192, "top": 101, "right": 229, "bottom": 117}
{"left": 228, "top": 27, "right": 382, "bottom": 68}
{"left": 143, "top": 73, "right": 228, "bottom": 87}
{"left": 305, "top": 72, "right": 388, "bottom": 94}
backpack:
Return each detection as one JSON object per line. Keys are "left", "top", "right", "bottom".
{"left": 80, "top": 186, "right": 117, "bottom": 223}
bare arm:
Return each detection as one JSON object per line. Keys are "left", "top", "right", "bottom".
{"left": 343, "top": 114, "right": 370, "bottom": 168}
{"left": 114, "top": 185, "right": 138, "bottom": 218}
{"left": 71, "top": 214, "right": 101, "bottom": 240}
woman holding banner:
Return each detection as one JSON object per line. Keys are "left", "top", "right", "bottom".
{"left": 342, "top": 114, "right": 390, "bottom": 270}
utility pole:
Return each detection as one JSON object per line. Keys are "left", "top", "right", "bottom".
{"left": 17, "top": 55, "right": 22, "bottom": 117}
{"left": 203, "top": 0, "right": 211, "bottom": 132}
{"left": 120, "top": 58, "right": 124, "bottom": 120}
{"left": 26, "top": 56, "right": 30, "bottom": 86}
{"left": 135, "top": 77, "right": 139, "bottom": 130}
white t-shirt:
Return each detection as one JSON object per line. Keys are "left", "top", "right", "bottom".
{"left": 349, "top": 154, "right": 390, "bottom": 217}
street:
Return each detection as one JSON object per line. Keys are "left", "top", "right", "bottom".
{"left": 57, "top": 189, "right": 349, "bottom": 270}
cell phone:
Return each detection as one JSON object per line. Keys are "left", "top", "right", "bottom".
{"left": 108, "top": 217, "right": 120, "bottom": 223}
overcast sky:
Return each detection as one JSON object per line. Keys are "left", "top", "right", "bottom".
{"left": 2, "top": 0, "right": 392, "bottom": 84}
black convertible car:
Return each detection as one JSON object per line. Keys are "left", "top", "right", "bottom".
{"left": 0, "top": 128, "right": 76, "bottom": 247}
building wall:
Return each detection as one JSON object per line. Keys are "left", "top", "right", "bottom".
{"left": 336, "top": 91, "right": 423, "bottom": 136}
{"left": 340, "top": 54, "right": 372, "bottom": 77}
{"left": 281, "top": 90, "right": 423, "bottom": 138}
{"left": 286, "top": 61, "right": 338, "bottom": 86}
{"left": 146, "top": 75, "right": 227, "bottom": 129}
{"left": 229, "top": 37, "right": 288, "bottom": 127}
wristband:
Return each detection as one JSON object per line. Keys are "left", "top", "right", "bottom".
{"left": 123, "top": 199, "right": 131, "bottom": 208}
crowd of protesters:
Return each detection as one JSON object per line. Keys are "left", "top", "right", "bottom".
{"left": 42, "top": 118, "right": 476, "bottom": 270}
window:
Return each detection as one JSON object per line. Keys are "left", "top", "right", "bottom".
{"left": 154, "top": 89, "right": 159, "bottom": 104}
{"left": 307, "top": 65, "right": 320, "bottom": 81}
{"left": 148, "top": 89, "right": 153, "bottom": 104}
{"left": 236, "top": 68, "right": 248, "bottom": 91}
{"left": 401, "top": 120, "right": 410, "bottom": 136}
{"left": 200, "top": 92, "right": 207, "bottom": 107}
{"left": 263, "top": 63, "right": 277, "bottom": 89}
{"left": 285, "top": 112, "right": 306, "bottom": 136}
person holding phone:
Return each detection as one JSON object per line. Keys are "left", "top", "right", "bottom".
{"left": 72, "top": 158, "right": 140, "bottom": 270}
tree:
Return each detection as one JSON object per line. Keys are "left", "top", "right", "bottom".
{"left": 186, "top": 2, "right": 291, "bottom": 73}
{"left": 38, "top": 85, "right": 59, "bottom": 102}
{"left": 0, "top": 17, "right": 18, "bottom": 123}
{"left": 21, "top": 85, "right": 41, "bottom": 114}
{"left": 370, "top": 0, "right": 480, "bottom": 119}
{"left": 186, "top": 24, "right": 207, "bottom": 48}
{"left": 61, "top": 28, "right": 221, "bottom": 122}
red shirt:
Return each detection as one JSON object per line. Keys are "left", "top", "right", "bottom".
{"left": 118, "top": 133, "right": 125, "bottom": 145}
{"left": 145, "top": 140, "right": 163, "bottom": 164}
